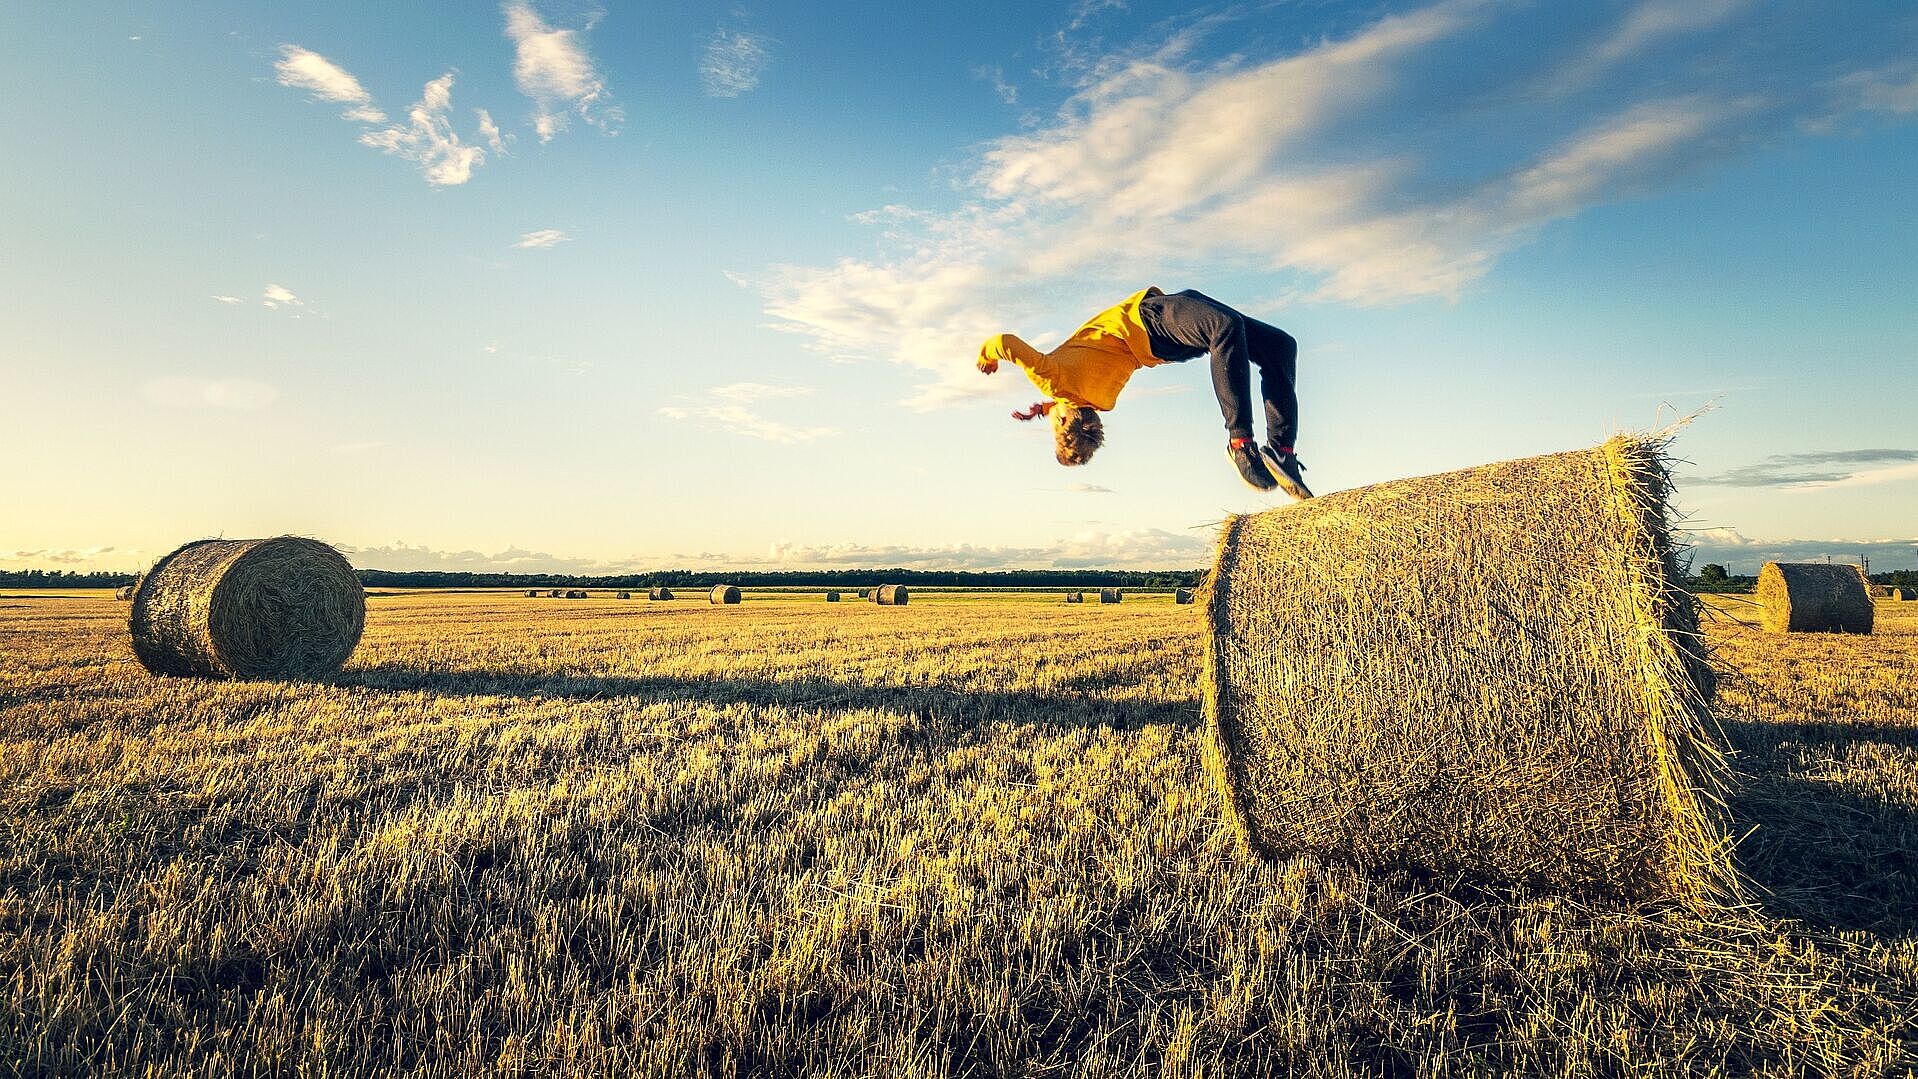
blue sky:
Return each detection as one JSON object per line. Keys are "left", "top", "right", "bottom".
{"left": 3, "top": 0, "right": 1915, "bottom": 575}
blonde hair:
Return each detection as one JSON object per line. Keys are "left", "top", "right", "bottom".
{"left": 1051, "top": 404, "right": 1104, "bottom": 466}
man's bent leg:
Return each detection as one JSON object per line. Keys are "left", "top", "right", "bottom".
{"left": 1149, "top": 290, "right": 1256, "bottom": 441}
{"left": 1244, "top": 316, "right": 1299, "bottom": 450}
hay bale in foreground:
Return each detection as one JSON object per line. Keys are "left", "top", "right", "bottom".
{"left": 1757, "top": 563, "right": 1873, "bottom": 634}
{"left": 1203, "top": 435, "right": 1731, "bottom": 905}
{"left": 872, "top": 584, "right": 909, "bottom": 606}
{"left": 1065, "top": 592, "right": 1084, "bottom": 604}
{"left": 114, "top": 585, "right": 135, "bottom": 601}
{"left": 824, "top": 591, "right": 840, "bottom": 602}
{"left": 1174, "top": 587, "right": 1196, "bottom": 604}
{"left": 1099, "top": 588, "right": 1121, "bottom": 604}
{"left": 129, "top": 537, "right": 365, "bottom": 680}
{"left": 710, "top": 584, "right": 741, "bottom": 605}
{"left": 649, "top": 587, "right": 673, "bottom": 601}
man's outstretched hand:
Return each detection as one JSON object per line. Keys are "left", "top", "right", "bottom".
{"left": 976, "top": 357, "right": 999, "bottom": 375}
{"left": 1011, "top": 401, "right": 1054, "bottom": 422}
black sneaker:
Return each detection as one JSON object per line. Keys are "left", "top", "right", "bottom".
{"left": 1261, "top": 447, "right": 1314, "bottom": 501}
{"left": 1227, "top": 440, "right": 1278, "bottom": 491}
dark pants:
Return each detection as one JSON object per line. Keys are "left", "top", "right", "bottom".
{"left": 1139, "top": 289, "right": 1298, "bottom": 447}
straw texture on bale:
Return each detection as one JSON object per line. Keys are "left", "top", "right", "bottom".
{"left": 1202, "top": 435, "right": 1732, "bottom": 906}
{"left": 710, "top": 584, "right": 741, "bottom": 605}
{"left": 1100, "top": 588, "right": 1121, "bottom": 604}
{"left": 649, "top": 587, "right": 673, "bottom": 601}
{"left": 824, "top": 591, "right": 841, "bottom": 602}
{"left": 872, "top": 584, "right": 909, "bottom": 606}
{"left": 1756, "top": 563, "right": 1873, "bottom": 634}
{"left": 1065, "top": 592, "right": 1084, "bottom": 604}
{"left": 1174, "top": 587, "right": 1196, "bottom": 604}
{"left": 129, "top": 537, "right": 365, "bottom": 680}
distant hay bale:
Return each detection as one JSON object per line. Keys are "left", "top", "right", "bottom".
{"left": 616, "top": 591, "right": 632, "bottom": 599}
{"left": 824, "top": 591, "right": 841, "bottom": 602}
{"left": 1203, "top": 436, "right": 1732, "bottom": 906}
{"left": 565, "top": 590, "right": 588, "bottom": 599}
{"left": 1757, "top": 563, "right": 1873, "bottom": 634}
{"left": 1174, "top": 587, "right": 1196, "bottom": 604}
{"left": 129, "top": 537, "right": 365, "bottom": 680}
{"left": 114, "top": 585, "right": 135, "bottom": 601}
{"left": 1100, "top": 588, "right": 1121, "bottom": 604}
{"left": 1891, "top": 587, "right": 1916, "bottom": 601}
{"left": 872, "top": 584, "right": 909, "bottom": 606}
{"left": 857, "top": 588, "right": 870, "bottom": 599}
{"left": 526, "top": 590, "right": 540, "bottom": 598}
{"left": 1065, "top": 592, "right": 1084, "bottom": 604}
{"left": 649, "top": 587, "right": 673, "bottom": 601}
{"left": 548, "top": 589, "right": 564, "bottom": 598}
{"left": 710, "top": 584, "right": 741, "bottom": 605}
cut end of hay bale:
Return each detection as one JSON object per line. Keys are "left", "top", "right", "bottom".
{"left": 1756, "top": 562, "right": 1873, "bottom": 634}
{"left": 1065, "top": 592, "right": 1084, "bottom": 604}
{"left": 872, "top": 584, "right": 908, "bottom": 606}
{"left": 130, "top": 537, "right": 365, "bottom": 681}
{"left": 710, "top": 584, "right": 741, "bottom": 605}
{"left": 1202, "top": 435, "right": 1732, "bottom": 908}
{"left": 649, "top": 587, "right": 673, "bottom": 601}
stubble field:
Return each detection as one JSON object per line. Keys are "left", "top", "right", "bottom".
{"left": 2, "top": 589, "right": 1914, "bottom": 1077}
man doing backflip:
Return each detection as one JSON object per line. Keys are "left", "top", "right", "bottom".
{"left": 975, "top": 286, "right": 1312, "bottom": 499}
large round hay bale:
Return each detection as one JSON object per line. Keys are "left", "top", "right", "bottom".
{"left": 824, "top": 591, "right": 841, "bottom": 602}
{"left": 1204, "top": 436, "right": 1731, "bottom": 905}
{"left": 649, "top": 587, "right": 673, "bottom": 601}
{"left": 129, "top": 537, "right": 365, "bottom": 680}
{"left": 1099, "top": 588, "right": 1121, "bottom": 604}
{"left": 710, "top": 584, "right": 741, "bottom": 605}
{"left": 1174, "top": 587, "right": 1196, "bottom": 604}
{"left": 1756, "top": 563, "right": 1873, "bottom": 634}
{"left": 872, "top": 584, "right": 908, "bottom": 606}
{"left": 1065, "top": 592, "right": 1084, "bottom": 604}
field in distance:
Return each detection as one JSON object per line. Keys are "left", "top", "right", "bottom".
{"left": 2, "top": 590, "right": 1914, "bottom": 1076}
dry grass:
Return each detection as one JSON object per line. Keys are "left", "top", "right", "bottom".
{"left": 1, "top": 590, "right": 1914, "bottom": 1076}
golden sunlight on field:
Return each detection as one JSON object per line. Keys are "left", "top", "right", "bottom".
{"left": 2, "top": 590, "right": 1914, "bottom": 1076}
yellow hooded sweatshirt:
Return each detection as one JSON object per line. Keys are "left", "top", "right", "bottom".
{"left": 979, "top": 286, "right": 1167, "bottom": 410}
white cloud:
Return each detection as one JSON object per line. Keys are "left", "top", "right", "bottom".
{"left": 657, "top": 383, "right": 834, "bottom": 443}
{"left": 211, "top": 294, "right": 244, "bottom": 305}
{"left": 1549, "top": 0, "right": 1749, "bottom": 94}
{"left": 974, "top": 65, "right": 1019, "bottom": 105}
{"left": 1066, "top": 482, "right": 1115, "bottom": 494}
{"left": 143, "top": 377, "right": 280, "bottom": 410}
{"left": 359, "top": 74, "right": 485, "bottom": 186}
{"left": 702, "top": 29, "right": 774, "bottom": 98}
{"left": 476, "top": 108, "right": 512, "bottom": 153}
{"left": 260, "top": 283, "right": 302, "bottom": 308}
{"left": 275, "top": 45, "right": 386, "bottom": 123}
{"left": 514, "top": 228, "right": 570, "bottom": 248}
{"left": 1848, "top": 66, "right": 1918, "bottom": 115}
{"left": 503, "top": 0, "right": 620, "bottom": 141}
{"left": 1683, "top": 528, "right": 1918, "bottom": 574}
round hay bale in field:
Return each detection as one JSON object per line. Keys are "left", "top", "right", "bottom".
{"left": 565, "top": 590, "right": 588, "bottom": 599}
{"left": 1891, "top": 587, "right": 1916, "bottom": 601}
{"left": 710, "top": 584, "right": 741, "bottom": 605}
{"left": 114, "top": 584, "right": 135, "bottom": 601}
{"left": 1099, "top": 588, "right": 1121, "bottom": 604}
{"left": 857, "top": 588, "right": 870, "bottom": 599}
{"left": 548, "top": 589, "right": 564, "bottom": 598}
{"left": 1757, "top": 563, "right": 1873, "bottom": 634}
{"left": 526, "top": 589, "right": 541, "bottom": 598}
{"left": 649, "top": 587, "right": 674, "bottom": 601}
{"left": 1204, "top": 435, "right": 1732, "bottom": 906}
{"left": 824, "top": 591, "right": 841, "bottom": 602}
{"left": 129, "top": 537, "right": 365, "bottom": 680}
{"left": 871, "top": 584, "right": 909, "bottom": 606}
{"left": 1174, "top": 587, "right": 1196, "bottom": 604}
{"left": 1065, "top": 592, "right": 1084, "bottom": 604}
{"left": 616, "top": 591, "right": 632, "bottom": 599}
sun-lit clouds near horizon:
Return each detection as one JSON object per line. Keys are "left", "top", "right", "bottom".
{"left": 657, "top": 382, "right": 839, "bottom": 444}
{"left": 758, "top": 0, "right": 1915, "bottom": 409}
{"left": 1691, "top": 450, "right": 1918, "bottom": 489}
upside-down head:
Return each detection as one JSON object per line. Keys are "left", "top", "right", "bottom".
{"left": 1051, "top": 403, "right": 1104, "bottom": 467}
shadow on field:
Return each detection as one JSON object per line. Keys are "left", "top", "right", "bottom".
{"left": 326, "top": 664, "right": 1198, "bottom": 737}
{"left": 1725, "top": 718, "right": 1918, "bottom": 936}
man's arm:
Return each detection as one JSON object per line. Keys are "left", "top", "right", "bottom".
{"left": 1011, "top": 401, "right": 1054, "bottom": 422}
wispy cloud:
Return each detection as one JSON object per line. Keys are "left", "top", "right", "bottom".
{"left": 756, "top": 0, "right": 1912, "bottom": 409}
{"left": 503, "top": 0, "right": 620, "bottom": 141}
{"left": 1690, "top": 449, "right": 1918, "bottom": 489}
{"left": 657, "top": 382, "right": 836, "bottom": 443}
{"left": 359, "top": 73, "right": 486, "bottom": 186}
{"left": 211, "top": 294, "right": 244, "bottom": 305}
{"left": 0, "top": 546, "right": 130, "bottom": 570}
{"left": 475, "top": 108, "right": 512, "bottom": 154}
{"left": 1066, "top": 482, "right": 1115, "bottom": 494}
{"left": 143, "top": 377, "right": 279, "bottom": 410}
{"left": 275, "top": 45, "right": 385, "bottom": 123}
{"left": 973, "top": 65, "right": 1019, "bottom": 105}
{"left": 513, "top": 228, "right": 570, "bottom": 249}
{"left": 261, "top": 283, "right": 303, "bottom": 309}
{"left": 702, "top": 28, "right": 774, "bottom": 98}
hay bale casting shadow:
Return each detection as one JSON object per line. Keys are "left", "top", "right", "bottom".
{"left": 710, "top": 584, "right": 741, "bottom": 605}
{"left": 824, "top": 591, "right": 841, "bottom": 602}
{"left": 1203, "top": 435, "right": 1732, "bottom": 906}
{"left": 649, "top": 587, "right": 674, "bottom": 601}
{"left": 130, "top": 537, "right": 365, "bottom": 680}
{"left": 872, "top": 584, "right": 909, "bottom": 606}
{"left": 1758, "top": 563, "right": 1874, "bottom": 634}
{"left": 1100, "top": 588, "right": 1121, "bottom": 604}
